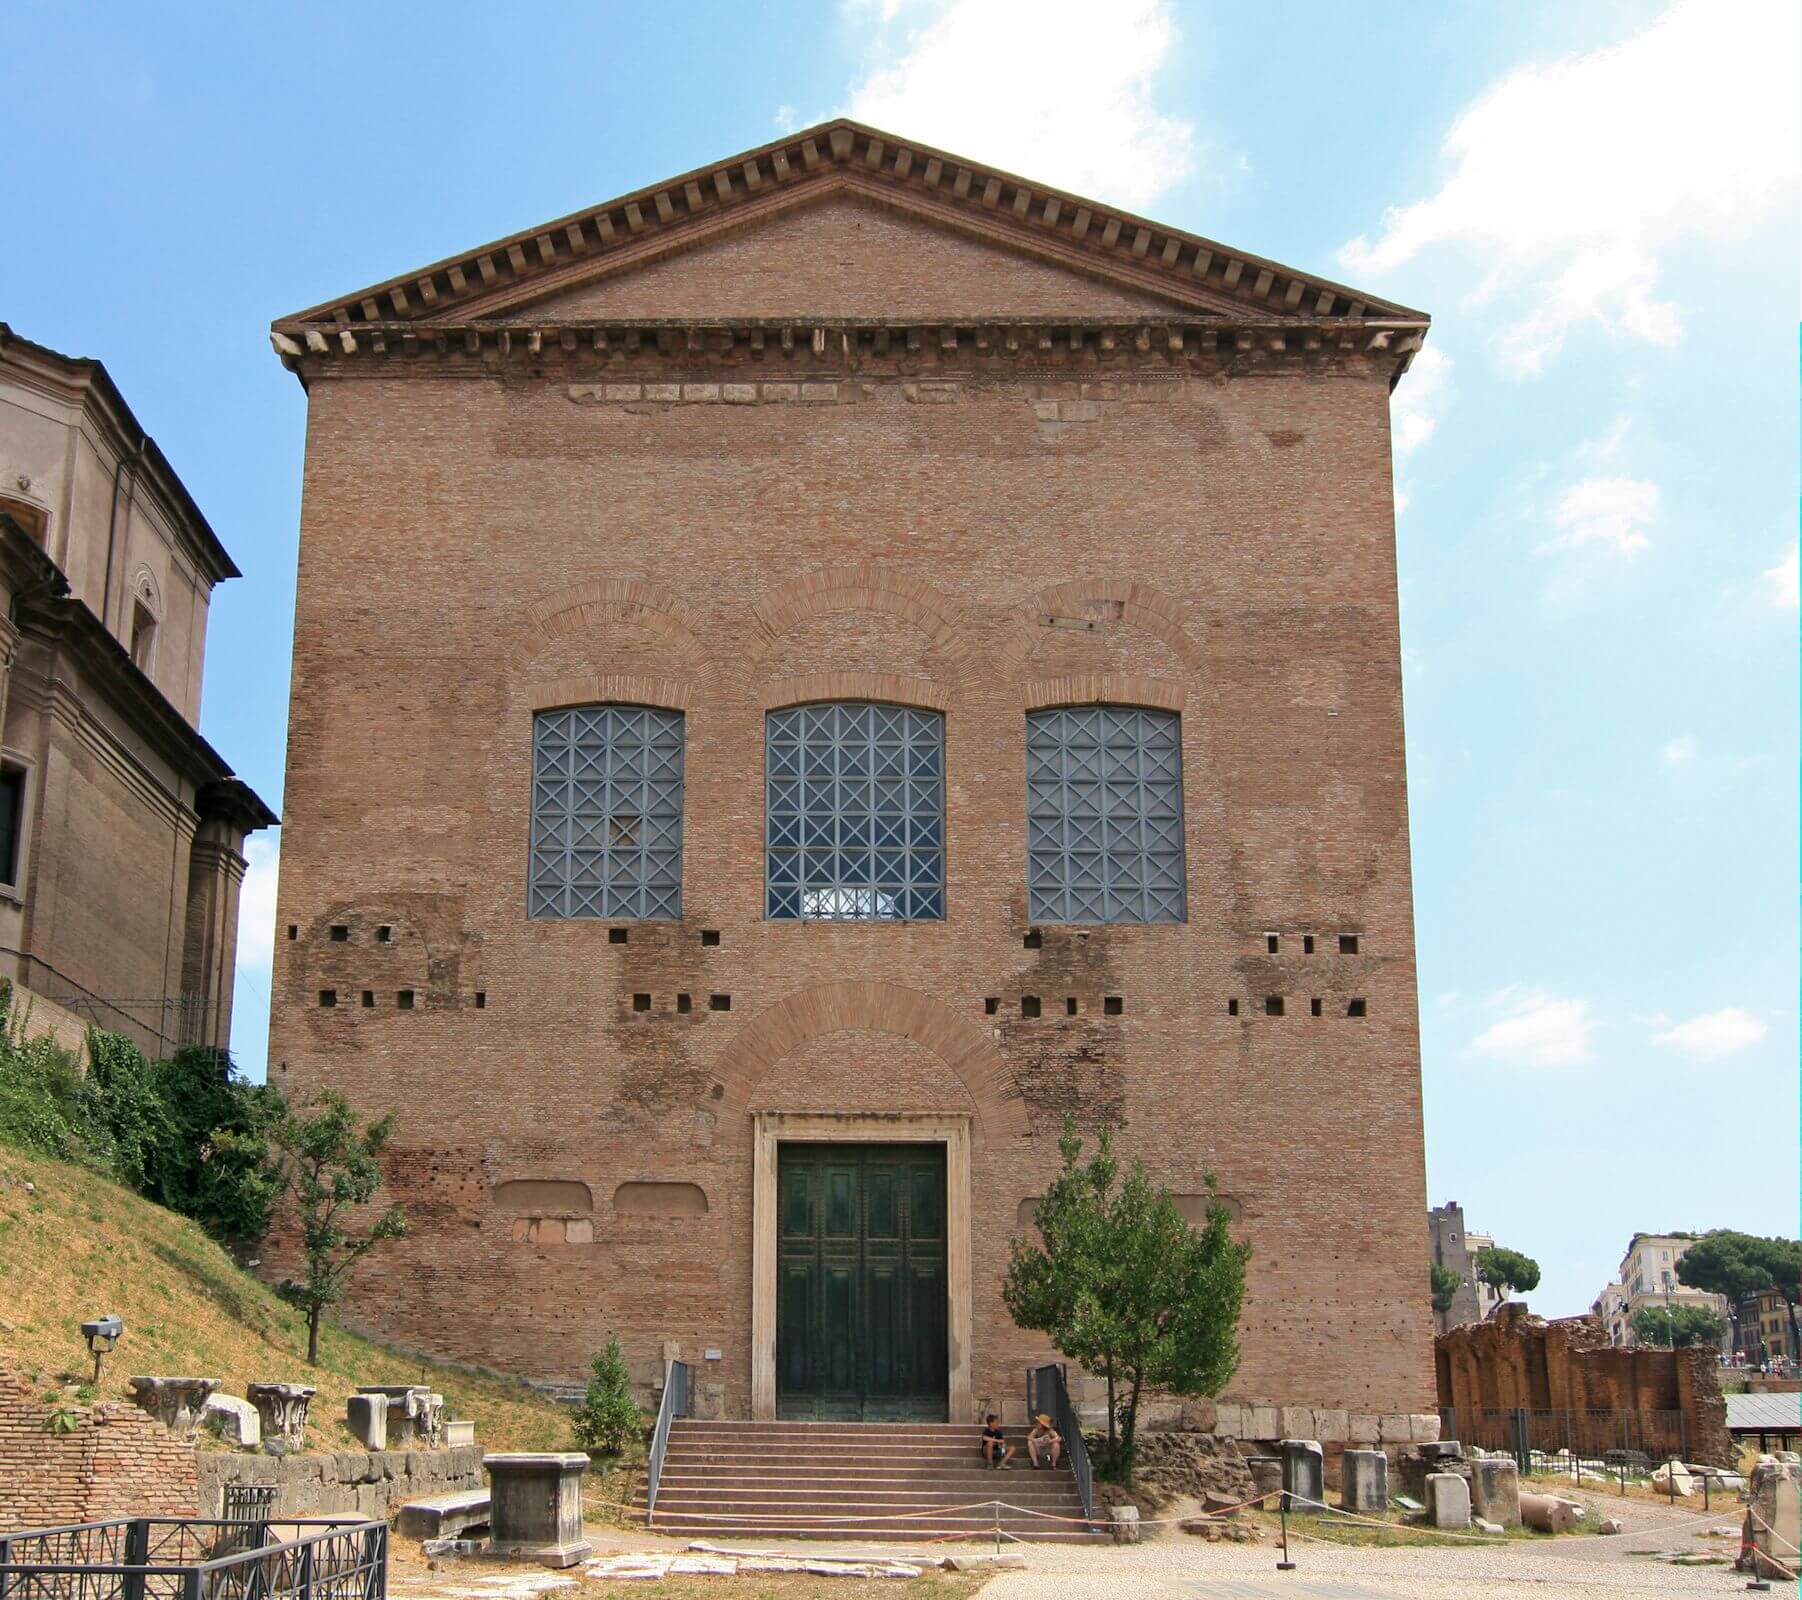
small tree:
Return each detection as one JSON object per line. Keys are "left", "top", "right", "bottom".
{"left": 1475, "top": 1246, "right": 1540, "bottom": 1308}
{"left": 1003, "top": 1118, "right": 1250, "bottom": 1478}
{"left": 272, "top": 1092, "right": 407, "bottom": 1364}
{"left": 1631, "top": 1303, "right": 1727, "bottom": 1350}
{"left": 572, "top": 1336, "right": 640, "bottom": 1456}
{"left": 1431, "top": 1264, "right": 1463, "bottom": 1316}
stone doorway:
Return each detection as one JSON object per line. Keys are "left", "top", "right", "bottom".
{"left": 751, "top": 1111, "right": 971, "bottom": 1421}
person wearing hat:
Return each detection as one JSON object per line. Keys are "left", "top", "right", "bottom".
{"left": 1027, "top": 1411, "right": 1063, "bottom": 1469}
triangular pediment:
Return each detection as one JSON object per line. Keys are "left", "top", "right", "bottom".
{"left": 275, "top": 120, "right": 1426, "bottom": 334}
{"left": 502, "top": 188, "right": 1198, "bottom": 323}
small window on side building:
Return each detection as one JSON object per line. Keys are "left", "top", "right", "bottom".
{"left": 0, "top": 766, "right": 23, "bottom": 887}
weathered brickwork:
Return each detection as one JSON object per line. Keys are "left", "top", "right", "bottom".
{"left": 266, "top": 124, "right": 1434, "bottom": 1426}
{"left": 0, "top": 1369, "right": 198, "bottom": 1530}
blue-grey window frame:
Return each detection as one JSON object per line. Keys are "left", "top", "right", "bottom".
{"left": 529, "top": 704, "right": 684, "bottom": 920}
{"left": 1025, "top": 704, "right": 1187, "bottom": 924}
{"left": 765, "top": 701, "right": 946, "bottom": 921}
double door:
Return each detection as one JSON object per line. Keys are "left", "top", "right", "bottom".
{"left": 775, "top": 1143, "right": 948, "bottom": 1421}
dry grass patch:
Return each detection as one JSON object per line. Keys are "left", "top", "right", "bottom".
{"left": 0, "top": 1146, "right": 571, "bottom": 1451}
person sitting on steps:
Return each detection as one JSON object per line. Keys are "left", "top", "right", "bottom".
{"left": 1028, "top": 1412, "right": 1063, "bottom": 1469}
{"left": 980, "top": 1412, "right": 1015, "bottom": 1469}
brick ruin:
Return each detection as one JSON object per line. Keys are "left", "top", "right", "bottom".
{"left": 1436, "top": 1304, "right": 1733, "bottom": 1467}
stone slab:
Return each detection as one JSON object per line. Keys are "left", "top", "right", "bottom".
{"left": 1340, "top": 1448, "right": 1387, "bottom": 1514}
{"left": 1426, "top": 1471, "right": 1471, "bottom": 1530}
{"left": 397, "top": 1489, "right": 491, "bottom": 1539}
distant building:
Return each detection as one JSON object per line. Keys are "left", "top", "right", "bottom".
{"left": 0, "top": 324, "right": 274, "bottom": 1058}
{"left": 1605, "top": 1233, "right": 1730, "bottom": 1350}
{"left": 1591, "top": 1282, "right": 1631, "bottom": 1346}
{"left": 1736, "top": 1288, "right": 1799, "bottom": 1366}
{"left": 1429, "top": 1201, "right": 1499, "bottom": 1332}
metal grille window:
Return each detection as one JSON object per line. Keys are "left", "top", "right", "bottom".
{"left": 530, "top": 705, "right": 683, "bottom": 919}
{"left": 1026, "top": 705, "right": 1186, "bottom": 924}
{"left": 766, "top": 702, "right": 945, "bottom": 921}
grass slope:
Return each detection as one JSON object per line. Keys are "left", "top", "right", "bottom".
{"left": 0, "top": 1145, "right": 571, "bottom": 1452}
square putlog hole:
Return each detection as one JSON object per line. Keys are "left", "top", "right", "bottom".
{"left": 361, "top": 990, "right": 375, "bottom": 1008}
{"left": 632, "top": 993, "right": 652, "bottom": 1012}
{"left": 287, "top": 925, "right": 298, "bottom": 941}
{"left": 709, "top": 994, "right": 731, "bottom": 1011}
{"left": 1310, "top": 998, "right": 1323, "bottom": 1017}
{"left": 1265, "top": 996, "right": 1284, "bottom": 1016}
{"left": 318, "top": 989, "right": 337, "bottom": 1008}
{"left": 376, "top": 925, "right": 393, "bottom": 943}
{"left": 1339, "top": 934, "right": 1360, "bottom": 954}
{"left": 397, "top": 989, "right": 415, "bottom": 1010}
{"left": 1020, "top": 996, "right": 1041, "bottom": 1018}
{"left": 1265, "top": 933, "right": 1279, "bottom": 953}
{"left": 609, "top": 928, "right": 629, "bottom": 945}
{"left": 677, "top": 993, "right": 692, "bottom": 1013}
{"left": 1347, "top": 998, "right": 1368, "bottom": 1017}
{"left": 1104, "top": 995, "right": 1124, "bottom": 1016}
{"left": 329, "top": 924, "right": 349, "bottom": 942}
{"left": 474, "top": 992, "right": 486, "bottom": 1009}
{"left": 1023, "top": 930, "right": 1042, "bottom": 949}
{"left": 1227, "top": 998, "right": 1240, "bottom": 1017}
{"left": 1065, "top": 997, "right": 1078, "bottom": 1016}
{"left": 984, "top": 997, "right": 999, "bottom": 1015}
{"left": 701, "top": 930, "right": 721, "bottom": 946}
{"left": 1303, "top": 934, "right": 1315, "bottom": 954}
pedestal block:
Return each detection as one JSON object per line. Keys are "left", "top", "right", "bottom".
{"left": 485, "top": 1452, "right": 592, "bottom": 1567}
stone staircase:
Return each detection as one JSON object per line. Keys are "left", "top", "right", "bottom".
{"left": 640, "top": 1419, "right": 1106, "bottom": 1542}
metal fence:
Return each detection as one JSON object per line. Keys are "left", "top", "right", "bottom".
{"left": 644, "top": 1358, "right": 692, "bottom": 1526}
{"left": 1026, "top": 1363, "right": 1097, "bottom": 1528}
{"left": 0, "top": 1517, "right": 385, "bottom": 1600}
{"left": 1441, "top": 1406, "right": 1690, "bottom": 1471}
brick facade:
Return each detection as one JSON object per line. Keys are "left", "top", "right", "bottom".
{"left": 266, "top": 123, "right": 1435, "bottom": 1425}
{"left": 0, "top": 1369, "right": 197, "bottom": 1531}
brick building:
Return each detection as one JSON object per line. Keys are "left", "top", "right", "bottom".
{"left": 266, "top": 122, "right": 1436, "bottom": 1429}
{"left": 0, "top": 326, "right": 273, "bottom": 1057}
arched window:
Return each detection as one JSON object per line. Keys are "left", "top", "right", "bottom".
{"left": 529, "top": 705, "right": 684, "bottom": 919}
{"left": 128, "top": 571, "right": 160, "bottom": 674}
{"left": 1026, "top": 705, "right": 1186, "bottom": 924}
{"left": 765, "top": 702, "right": 944, "bottom": 921}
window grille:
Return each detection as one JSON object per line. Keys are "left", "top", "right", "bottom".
{"left": 1026, "top": 705, "right": 1186, "bottom": 924}
{"left": 765, "top": 702, "right": 945, "bottom": 920}
{"left": 530, "top": 706, "right": 683, "bottom": 918}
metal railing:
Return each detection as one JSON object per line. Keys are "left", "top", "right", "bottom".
{"left": 644, "top": 1358, "right": 692, "bottom": 1526}
{"left": 1027, "top": 1362, "right": 1096, "bottom": 1528}
{"left": 1440, "top": 1405, "right": 1694, "bottom": 1471}
{"left": 0, "top": 1517, "right": 384, "bottom": 1600}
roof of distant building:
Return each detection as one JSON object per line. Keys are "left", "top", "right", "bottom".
{"left": 1726, "top": 1392, "right": 1802, "bottom": 1432}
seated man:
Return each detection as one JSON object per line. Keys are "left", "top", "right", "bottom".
{"left": 1027, "top": 1412, "right": 1063, "bottom": 1469}
{"left": 980, "top": 1412, "right": 1015, "bottom": 1469}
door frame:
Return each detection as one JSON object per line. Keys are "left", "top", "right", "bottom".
{"left": 752, "top": 1110, "right": 971, "bottom": 1422}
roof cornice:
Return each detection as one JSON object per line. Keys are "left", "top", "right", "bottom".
{"left": 274, "top": 119, "right": 1428, "bottom": 344}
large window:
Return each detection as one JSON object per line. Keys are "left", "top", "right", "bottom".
{"left": 529, "top": 706, "right": 683, "bottom": 919}
{"left": 1026, "top": 705, "right": 1186, "bottom": 924}
{"left": 766, "top": 702, "right": 945, "bottom": 921}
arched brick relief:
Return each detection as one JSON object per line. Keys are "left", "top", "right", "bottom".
{"left": 715, "top": 981, "right": 1028, "bottom": 1138}
{"left": 1022, "top": 672, "right": 1185, "bottom": 714}
{"left": 748, "top": 565, "right": 974, "bottom": 666}
{"left": 1002, "top": 578, "right": 1201, "bottom": 670}
{"left": 761, "top": 671, "right": 949, "bottom": 713}
{"left": 527, "top": 674, "right": 693, "bottom": 713}
{"left": 519, "top": 577, "right": 712, "bottom": 674}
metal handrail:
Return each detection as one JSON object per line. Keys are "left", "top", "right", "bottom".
{"left": 644, "top": 1358, "right": 692, "bottom": 1526}
{"left": 1028, "top": 1362, "right": 1096, "bottom": 1527}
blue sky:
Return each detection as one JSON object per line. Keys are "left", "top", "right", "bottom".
{"left": 2, "top": 1, "right": 1794, "bottom": 1318}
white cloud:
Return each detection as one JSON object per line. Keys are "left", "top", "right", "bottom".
{"left": 1762, "top": 541, "right": 1799, "bottom": 610}
{"left": 1651, "top": 1007, "right": 1768, "bottom": 1061}
{"left": 1471, "top": 990, "right": 1596, "bottom": 1067}
{"left": 773, "top": 104, "right": 798, "bottom": 134}
{"left": 1661, "top": 735, "right": 1697, "bottom": 765}
{"left": 1391, "top": 345, "right": 1451, "bottom": 458}
{"left": 1580, "top": 414, "right": 1632, "bottom": 466}
{"left": 1546, "top": 474, "right": 1658, "bottom": 556}
{"left": 235, "top": 831, "right": 280, "bottom": 973}
{"left": 1338, "top": 0, "right": 1801, "bottom": 373}
{"left": 842, "top": 0, "right": 1198, "bottom": 211}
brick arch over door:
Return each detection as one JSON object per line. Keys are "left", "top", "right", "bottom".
{"left": 747, "top": 565, "right": 974, "bottom": 666}
{"left": 1004, "top": 577, "right": 1202, "bottom": 669}
{"left": 717, "top": 980, "right": 1028, "bottom": 1138}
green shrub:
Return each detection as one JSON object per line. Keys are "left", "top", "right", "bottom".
{"left": 572, "top": 1337, "right": 640, "bottom": 1456}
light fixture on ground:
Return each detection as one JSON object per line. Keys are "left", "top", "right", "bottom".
{"left": 80, "top": 1315, "right": 122, "bottom": 1383}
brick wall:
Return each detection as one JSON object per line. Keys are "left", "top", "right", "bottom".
{"left": 1435, "top": 1306, "right": 1734, "bottom": 1466}
{"left": 0, "top": 1370, "right": 197, "bottom": 1531}
{"left": 266, "top": 194, "right": 1433, "bottom": 1424}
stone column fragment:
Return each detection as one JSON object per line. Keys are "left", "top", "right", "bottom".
{"left": 1278, "top": 1439, "right": 1324, "bottom": 1512}
{"left": 1339, "top": 1449, "right": 1387, "bottom": 1513}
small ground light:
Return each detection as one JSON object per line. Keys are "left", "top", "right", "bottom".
{"left": 81, "top": 1314, "right": 122, "bottom": 1384}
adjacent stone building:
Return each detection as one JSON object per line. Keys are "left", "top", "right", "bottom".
{"left": 1428, "top": 1201, "right": 1499, "bottom": 1333}
{"left": 0, "top": 326, "right": 273, "bottom": 1057}
{"left": 265, "top": 122, "right": 1436, "bottom": 1428}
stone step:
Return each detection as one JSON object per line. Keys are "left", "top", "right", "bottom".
{"left": 641, "top": 1513, "right": 1107, "bottom": 1542}
{"left": 656, "top": 1468, "right": 1077, "bottom": 1488}
{"left": 649, "top": 1485, "right": 1083, "bottom": 1507}
{"left": 673, "top": 1420, "right": 980, "bottom": 1435}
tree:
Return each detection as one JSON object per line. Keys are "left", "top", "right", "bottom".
{"left": 1431, "top": 1264, "right": 1463, "bottom": 1315}
{"left": 272, "top": 1092, "right": 407, "bottom": 1363}
{"left": 1677, "top": 1231, "right": 1802, "bottom": 1354}
{"left": 152, "top": 1048, "right": 287, "bottom": 1243}
{"left": 1475, "top": 1246, "right": 1540, "bottom": 1307}
{"left": 1631, "top": 1303, "right": 1727, "bottom": 1350}
{"left": 1003, "top": 1118, "right": 1250, "bottom": 1479}
{"left": 572, "top": 1336, "right": 640, "bottom": 1456}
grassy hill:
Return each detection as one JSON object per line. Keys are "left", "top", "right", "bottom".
{"left": 0, "top": 1144, "right": 572, "bottom": 1452}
